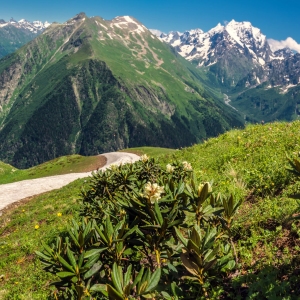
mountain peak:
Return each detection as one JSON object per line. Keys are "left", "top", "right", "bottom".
{"left": 65, "top": 12, "right": 87, "bottom": 24}
{"left": 208, "top": 23, "right": 224, "bottom": 34}
{"left": 111, "top": 15, "right": 147, "bottom": 34}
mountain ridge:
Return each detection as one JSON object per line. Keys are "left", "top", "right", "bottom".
{"left": 0, "top": 13, "right": 243, "bottom": 168}
{"left": 153, "top": 20, "right": 300, "bottom": 122}
{"left": 0, "top": 17, "right": 50, "bottom": 58}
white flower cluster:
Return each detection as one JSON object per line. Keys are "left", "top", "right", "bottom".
{"left": 143, "top": 182, "right": 164, "bottom": 203}
{"left": 166, "top": 164, "right": 175, "bottom": 173}
{"left": 182, "top": 161, "right": 192, "bottom": 171}
{"left": 140, "top": 154, "right": 149, "bottom": 162}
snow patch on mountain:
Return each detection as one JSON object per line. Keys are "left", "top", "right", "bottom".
{"left": 0, "top": 18, "right": 51, "bottom": 33}
{"left": 112, "top": 16, "right": 145, "bottom": 34}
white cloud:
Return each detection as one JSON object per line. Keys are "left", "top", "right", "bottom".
{"left": 149, "top": 29, "right": 165, "bottom": 37}
{"left": 268, "top": 37, "right": 300, "bottom": 53}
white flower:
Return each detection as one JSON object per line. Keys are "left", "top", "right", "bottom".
{"left": 166, "top": 164, "right": 175, "bottom": 173}
{"left": 140, "top": 154, "right": 149, "bottom": 162}
{"left": 182, "top": 161, "right": 192, "bottom": 171}
{"left": 143, "top": 182, "right": 164, "bottom": 203}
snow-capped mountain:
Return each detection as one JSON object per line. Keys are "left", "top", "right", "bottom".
{"left": 0, "top": 18, "right": 50, "bottom": 33}
{"left": 0, "top": 18, "right": 51, "bottom": 58}
{"left": 158, "top": 20, "right": 272, "bottom": 67}
{"left": 155, "top": 20, "right": 300, "bottom": 90}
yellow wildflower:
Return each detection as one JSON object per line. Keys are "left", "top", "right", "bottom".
{"left": 35, "top": 224, "right": 40, "bottom": 230}
{"left": 57, "top": 212, "right": 62, "bottom": 217}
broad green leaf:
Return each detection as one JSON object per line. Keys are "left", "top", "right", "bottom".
{"left": 67, "top": 247, "right": 77, "bottom": 270}
{"left": 58, "top": 255, "right": 75, "bottom": 273}
{"left": 82, "top": 253, "right": 100, "bottom": 270}
{"left": 167, "top": 263, "right": 177, "bottom": 273}
{"left": 145, "top": 268, "right": 161, "bottom": 292}
{"left": 34, "top": 251, "right": 51, "bottom": 261}
{"left": 68, "top": 231, "right": 80, "bottom": 248}
{"left": 107, "top": 284, "right": 123, "bottom": 300}
{"left": 197, "top": 183, "right": 209, "bottom": 208}
{"left": 122, "top": 225, "right": 138, "bottom": 240}
{"left": 132, "top": 267, "right": 144, "bottom": 288}
{"left": 161, "top": 291, "right": 172, "bottom": 300}
{"left": 83, "top": 221, "right": 92, "bottom": 239}
{"left": 176, "top": 182, "right": 185, "bottom": 195}
{"left": 174, "top": 227, "right": 187, "bottom": 247}
{"left": 191, "top": 227, "right": 201, "bottom": 246}
{"left": 84, "top": 262, "right": 102, "bottom": 279}
{"left": 154, "top": 201, "right": 163, "bottom": 226}
{"left": 95, "top": 224, "right": 108, "bottom": 244}
{"left": 41, "top": 241, "right": 54, "bottom": 255}
{"left": 90, "top": 283, "right": 108, "bottom": 296}
{"left": 180, "top": 253, "right": 199, "bottom": 277}
{"left": 56, "top": 271, "right": 75, "bottom": 278}
{"left": 203, "top": 258, "right": 217, "bottom": 271}
{"left": 105, "top": 216, "right": 114, "bottom": 241}
{"left": 112, "top": 263, "right": 123, "bottom": 294}
{"left": 124, "top": 265, "right": 132, "bottom": 287}
{"left": 84, "top": 247, "right": 107, "bottom": 259}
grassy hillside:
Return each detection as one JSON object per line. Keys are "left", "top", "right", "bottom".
{"left": 0, "top": 154, "right": 106, "bottom": 184}
{"left": 1, "top": 123, "right": 300, "bottom": 298}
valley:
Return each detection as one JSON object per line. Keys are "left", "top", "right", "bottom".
{"left": 0, "top": 13, "right": 243, "bottom": 169}
{"left": 1, "top": 10, "right": 300, "bottom": 300}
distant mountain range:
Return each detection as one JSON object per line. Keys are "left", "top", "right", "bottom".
{"left": 0, "top": 18, "right": 50, "bottom": 58}
{"left": 0, "top": 13, "right": 242, "bottom": 168}
{"left": 152, "top": 20, "right": 300, "bottom": 122}
{"left": 154, "top": 20, "right": 300, "bottom": 89}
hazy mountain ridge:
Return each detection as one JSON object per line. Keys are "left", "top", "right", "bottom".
{"left": 0, "top": 18, "right": 50, "bottom": 33}
{"left": 0, "top": 17, "right": 50, "bottom": 58}
{"left": 0, "top": 13, "right": 243, "bottom": 168}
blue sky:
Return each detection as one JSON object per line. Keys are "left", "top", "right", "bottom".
{"left": 1, "top": 0, "right": 300, "bottom": 43}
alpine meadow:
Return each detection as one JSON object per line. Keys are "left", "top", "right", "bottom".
{"left": 1, "top": 10, "right": 300, "bottom": 300}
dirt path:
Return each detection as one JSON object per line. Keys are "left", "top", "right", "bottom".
{"left": 0, "top": 152, "right": 140, "bottom": 211}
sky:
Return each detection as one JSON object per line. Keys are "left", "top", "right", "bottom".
{"left": 1, "top": 0, "right": 300, "bottom": 51}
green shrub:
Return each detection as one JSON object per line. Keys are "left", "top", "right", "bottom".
{"left": 36, "top": 156, "right": 241, "bottom": 299}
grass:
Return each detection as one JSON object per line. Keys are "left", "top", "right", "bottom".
{"left": 162, "top": 121, "right": 300, "bottom": 298}
{"left": 119, "top": 146, "right": 176, "bottom": 158}
{"left": 2, "top": 122, "right": 300, "bottom": 298}
{"left": 0, "top": 178, "right": 86, "bottom": 299}
{"left": 0, "top": 154, "right": 106, "bottom": 184}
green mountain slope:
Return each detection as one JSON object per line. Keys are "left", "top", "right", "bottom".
{"left": 0, "top": 13, "right": 243, "bottom": 168}
{"left": 230, "top": 83, "right": 300, "bottom": 122}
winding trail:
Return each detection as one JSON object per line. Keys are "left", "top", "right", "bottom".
{"left": 0, "top": 152, "right": 140, "bottom": 211}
